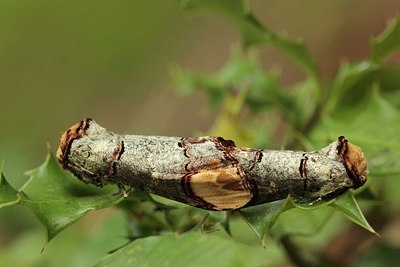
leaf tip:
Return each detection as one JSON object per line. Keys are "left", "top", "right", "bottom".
{"left": 334, "top": 191, "right": 377, "bottom": 235}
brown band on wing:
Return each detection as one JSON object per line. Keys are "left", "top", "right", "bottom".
{"left": 211, "top": 137, "right": 259, "bottom": 207}
{"left": 57, "top": 118, "right": 92, "bottom": 167}
{"left": 179, "top": 136, "right": 256, "bottom": 210}
{"left": 256, "top": 150, "right": 263, "bottom": 163}
{"left": 184, "top": 168, "right": 253, "bottom": 210}
{"left": 180, "top": 173, "right": 217, "bottom": 210}
{"left": 179, "top": 137, "right": 219, "bottom": 210}
{"left": 299, "top": 153, "right": 309, "bottom": 190}
{"left": 108, "top": 138, "right": 125, "bottom": 176}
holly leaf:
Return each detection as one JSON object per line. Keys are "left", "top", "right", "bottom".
{"left": 207, "top": 210, "right": 230, "bottom": 234}
{"left": 375, "top": 66, "right": 400, "bottom": 108}
{"left": 19, "top": 154, "right": 124, "bottom": 242}
{"left": 271, "top": 206, "right": 336, "bottom": 244}
{"left": 325, "top": 61, "right": 378, "bottom": 114}
{"left": 240, "top": 195, "right": 338, "bottom": 245}
{"left": 95, "top": 232, "right": 267, "bottom": 267}
{"left": 239, "top": 197, "right": 295, "bottom": 246}
{"left": 334, "top": 190, "right": 377, "bottom": 234}
{"left": 371, "top": 16, "right": 400, "bottom": 63}
{"left": 0, "top": 171, "right": 20, "bottom": 208}
{"left": 172, "top": 50, "right": 301, "bottom": 129}
{"left": 181, "top": 0, "right": 319, "bottom": 80}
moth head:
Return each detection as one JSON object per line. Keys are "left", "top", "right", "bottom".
{"left": 57, "top": 118, "right": 108, "bottom": 187}
{"left": 337, "top": 136, "right": 368, "bottom": 189}
{"left": 57, "top": 118, "right": 92, "bottom": 167}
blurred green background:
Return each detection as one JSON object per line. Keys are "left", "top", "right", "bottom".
{"left": 1, "top": 0, "right": 399, "bottom": 186}
{"left": 1, "top": 1, "right": 400, "bottom": 266}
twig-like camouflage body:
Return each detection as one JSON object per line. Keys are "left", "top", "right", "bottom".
{"left": 57, "top": 118, "right": 368, "bottom": 210}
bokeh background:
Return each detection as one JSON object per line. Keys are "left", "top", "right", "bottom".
{"left": 1, "top": 1, "right": 400, "bottom": 266}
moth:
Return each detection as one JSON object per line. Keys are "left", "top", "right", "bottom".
{"left": 57, "top": 118, "right": 368, "bottom": 211}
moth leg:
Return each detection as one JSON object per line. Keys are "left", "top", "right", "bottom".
{"left": 309, "top": 197, "right": 322, "bottom": 206}
{"left": 112, "top": 184, "right": 129, "bottom": 198}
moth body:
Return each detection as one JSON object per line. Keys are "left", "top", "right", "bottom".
{"left": 57, "top": 119, "right": 368, "bottom": 210}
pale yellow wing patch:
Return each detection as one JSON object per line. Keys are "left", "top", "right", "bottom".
{"left": 189, "top": 167, "right": 252, "bottom": 210}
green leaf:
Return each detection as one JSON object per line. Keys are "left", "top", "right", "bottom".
{"left": 95, "top": 232, "right": 267, "bottom": 267}
{"left": 273, "top": 205, "right": 335, "bottom": 237}
{"left": 0, "top": 171, "right": 20, "bottom": 208}
{"left": 375, "top": 66, "right": 400, "bottom": 108}
{"left": 181, "top": 0, "right": 319, "bottom": 80}
{"left": 172, "top": 50, "right": 301, "bottom": 130}
{"left": 325, "top": 61, "right": 378, "bottom": 114}
{"left": 334, "top": 190, "right": 377, "bottom": 234}
{"left": 240, "top": 196, "right": 336, "bottom": 245}
{"left": 267, "top": 34, "right": 319, "bottom": 80}
{"left": 239, "top": 197, "right": 295, "bottom": 246}
{"left": 164, "top": 207, "right": 205, "bottom": 232}
{"left": 19, "top": 154, "right": 124, "bottom": 242}
{"left": 371, "top": 16, "right": 400, "bottom": 63}
{"left": 207, "top": 210, "right": 230, "bottom": 234}
{"left": 291, "top": 78, "right": 321, "bottom": 128}
{"left": 171, "top": 66, "right": 225, "bottom": 108}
